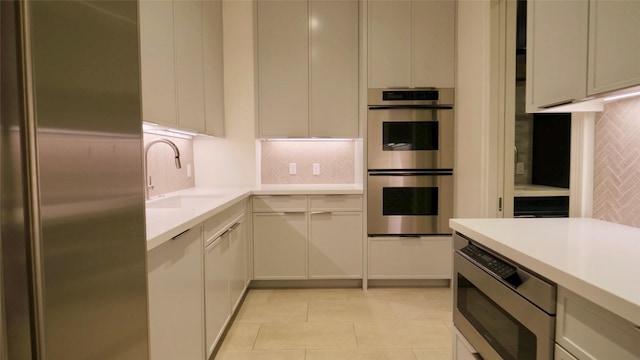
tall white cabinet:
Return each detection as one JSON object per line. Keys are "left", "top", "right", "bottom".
{"left": 257, "top": 0, "right": 359, "bottom": 138}
{"left": 368, "top": 0, "right": 455, "bottom": 88}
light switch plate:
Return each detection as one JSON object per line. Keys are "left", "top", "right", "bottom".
{"left": 313, "top": 163, "right": 320, "bottom": 175}
{"left": 516, "top": 162, "right": 525, "bottom": 175}
{"left": 289, "top": 163, "right": 297, "bottom": 175}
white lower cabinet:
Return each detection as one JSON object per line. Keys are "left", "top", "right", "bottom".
{"left": 368, "top": 236, "right": 452, "bottom": 279}
{"left": 309, "top": 212, "right": 363, "bottom": 278}
{"left": 228, "top": 217, "right": 246, "bottom": 310}
{"left": 555, "top": 286, "right": 640, "bottom": 360}
{"left": 253, "top": 212, "right": 308, "bottom": 279}
{"left": 453, "top": 327, "right": 479, "bottom": 360}
{"left": 252, "top": 195, "right": 364, "bottom": 281}
{"left": 204, "top": 233, "right": 230, "bottom": 358}
{"left": 555, "top": 344, "right": 578, "bottom": 360}
{"left": 148, "top": 225, "right": 204, "bottom": 360}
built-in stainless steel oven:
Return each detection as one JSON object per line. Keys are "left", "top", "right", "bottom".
{"left": 367, "top": 170, "right": 453, "bottom": 235}
{"left": 453, "top": 233, "right": 556, "bottom": 360}
{"left": 367, "top": 88, "right": 454, "bottom": 171}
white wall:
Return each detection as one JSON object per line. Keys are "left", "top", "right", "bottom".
{"left": 455, "top": 0, "right": 502, "bottom": 218}
{"left": 194, "top": 0, "right": 257, "bottom": 188}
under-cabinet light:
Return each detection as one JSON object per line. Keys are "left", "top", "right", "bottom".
{"left": 604, "top": 90, "right": 640, "bottom": 102}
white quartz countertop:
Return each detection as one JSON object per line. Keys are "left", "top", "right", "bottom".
{"left": 146, "top": 184, "right": 363, "bottom": 250}
{"left": 449, "top": 218, "right": 640, "bottom": 326}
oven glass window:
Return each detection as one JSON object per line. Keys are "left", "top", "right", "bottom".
{"left": 383, "top": 187, "right": 438, "bottom": 216}
{"left": 382, "top": 121, "right": 438, "bottom": 151}
{"left": 457, "top": 274, "right": 536, "bottom": 360}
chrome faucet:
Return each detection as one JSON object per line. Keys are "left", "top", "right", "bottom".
{"left": 144, "top": 138, "right": 182, "bottom": 199}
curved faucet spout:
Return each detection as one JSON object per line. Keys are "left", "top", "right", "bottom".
{"left": 144, "top": 138, "right": 182, "bottom": 199}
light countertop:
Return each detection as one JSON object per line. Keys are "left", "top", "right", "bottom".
{"left": 449, "top": 218, "right": 640, "bottom": 326}
{"left": 146, "top": 184, "right": 363, "bottom": 250}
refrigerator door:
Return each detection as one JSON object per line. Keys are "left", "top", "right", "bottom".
{"left": 1, "top": 1, "right": 149, "bottom": 358}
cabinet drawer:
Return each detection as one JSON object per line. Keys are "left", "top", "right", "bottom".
{"left": 555, "top": 344, "right": 578, "bottom": 360}
{"left": 252, "top": 195, "right": 307, "bottom": 212}
{"left": 368, "top": 236, "right": 452, "bottom": 279}
{"left": 556, "top": 287, "right": 640, "bottom": 360}
{"left": 204, "top": 200, "right": 245, "bottom": 243}
{"left": 309, "top": 195, "right": 362, "bottom": 212}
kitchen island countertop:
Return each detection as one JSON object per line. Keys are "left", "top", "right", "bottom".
{"left": 449, "top": 217, "right": 640, "bottom": 326}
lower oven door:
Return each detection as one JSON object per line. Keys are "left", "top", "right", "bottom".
{"left": 367, "top": 171, "right": 453, "bottom": 235}
{"left": 453, "top": 252, "right": 555, "bottom": 360}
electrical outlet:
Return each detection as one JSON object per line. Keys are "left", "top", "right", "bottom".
{"left": 289, "top": 163, "right": 297, "bottom": 175}
{"left": 516, "top": 162, "right": 525, "bottom": 175}
{"left": 313, "top": 163, "right": 320, "bottom": 175}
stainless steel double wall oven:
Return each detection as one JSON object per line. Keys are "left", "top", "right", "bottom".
{"left": 367, "top": 88, "right": 454, "bottom": 236}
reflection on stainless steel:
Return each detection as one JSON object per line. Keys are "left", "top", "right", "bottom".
{"left": 144, "top": 138, "right": 182, "bottom": 199}
{"left": 453, "top": 233, "right": 556, "bottom": 360}
{"left": 1, "top": 1, "right": 149, "bottom": 358}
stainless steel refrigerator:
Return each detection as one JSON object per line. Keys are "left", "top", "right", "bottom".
{"left": 1, "top": 1, "right": 149, "bottom": 358}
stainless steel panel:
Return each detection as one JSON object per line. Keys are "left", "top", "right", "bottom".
{"left": 367, "top": 107, "right": 454, "bottom": 170}
{"left": 367, "top": 171, "right": 453, "bottom": 235}
{"left": 368, "top": 88, "right": 455, "bottom": 106}
{"left": 453, "top": 252, "right": 555, "bottom": 360}
{"left": 27, "top": 1, "right": 149, "bottom": 359}
{"left": 1, "top": 1, "right": 37, "bottom": 357}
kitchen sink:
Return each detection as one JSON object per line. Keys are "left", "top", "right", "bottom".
{"left": 145, "top": 194, "right": 223, "bottom": 209}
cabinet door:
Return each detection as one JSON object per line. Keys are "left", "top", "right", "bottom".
{"left": 174, "top": 0, "right": 206, "bottom": 133}
{"left": 368, "top": 236, "right": 452, "bottom": 279}
{"left": 554, "top": 345, "right": 578, "bottom": 360}
{"left": 253, "top": 213, "right": 307, "bottom": 279}
{"left": 258, "top": 0, "right": 309, "bottom": 137}
{"left": 309, "top": 0, "right": 359, "bottom": 138}
{"left": 368, "top": 0, "right": 412, "bottom": 88}
{"left": 309, "top": 212, "right": 363, "bottom": 279}
{"left": 148, "top": 225, "right": 204, "bottom": 360}
{"left": 526, "top": 0, "right": 588, "bottom": 111}
{"left": 205, "top": 234, "right": 230, "bottom": 358}
{"left": 588, "top": 0, "right": 640, "bottom": 95}
{"left": 229, "top": 219, "right": 246, "bottom": 311}
{"left": 413, "top": 0, "right": 455, "bottom": 88}
{"left": 139, "top": 0, "right": 178, "bottom": 127}
{"left": 202, "top": 0, "right": 225, "bottom": 137}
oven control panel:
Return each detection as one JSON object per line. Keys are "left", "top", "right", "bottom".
{"left": 460, "top": 244, "right": 523, "bottom": 287}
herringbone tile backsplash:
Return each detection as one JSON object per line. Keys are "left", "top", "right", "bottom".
{"left": 593, "top": 97, "right": 640, "bottom": 228}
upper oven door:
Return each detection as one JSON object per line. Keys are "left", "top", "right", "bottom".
{"left": 367, "top": 106, "right": 454, "bottom": 170}
{"left": 367, "top": 171, "right": 453, "bottom": 235}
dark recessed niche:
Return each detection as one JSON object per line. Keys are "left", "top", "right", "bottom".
{"left": 531, "top": 113, "right": 571, "bottom": 189}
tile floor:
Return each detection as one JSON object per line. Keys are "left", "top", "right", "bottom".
{"left": 215, "top": 287, "right": 454, "bottom": 360}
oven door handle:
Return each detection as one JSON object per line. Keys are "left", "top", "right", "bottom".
{"left": 368, "top": 171, "right": 453, "bottom": 176}
{"left": 368, "top": 105, "right": 453, "bottom": 110}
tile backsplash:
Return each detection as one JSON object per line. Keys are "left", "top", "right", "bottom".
{"left": 261, "top": 140, "right": 356, "bottom": 184}
{"left": 144, "top": 133, "right": 195, "bottom": 197}
{"left": 593, "top": 96, "right": 640, "bottom": 228}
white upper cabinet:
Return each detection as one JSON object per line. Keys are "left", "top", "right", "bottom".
{"left": 368, "top": 0, "right": 455, "bottom": 89}
{"left": 139, "top": 0, "right": 224, "bottom": 136}
{"left": 257, "top": 0, "right": 359, "bottom": 138}
{"left": 258, "top": 0, "right": 309, "bottom": 138}
{"left": 202, "top": 0, "right": 225, "bottom": 137}
{"left": 588, "top": 0, "right": 640, "bottom": 96}
{"left": 309, "top": 0, "right": 359, "bottom": 138}
{"left": 174, "top": 0, "right": 206, "bottom": 133}
{"left": 526, "top": 0, "right": 589, "bottom": 111}
{"left": 139, "top": 0, "right": 178, "bottom": 128}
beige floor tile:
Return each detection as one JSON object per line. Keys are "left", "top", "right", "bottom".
{"left": 390, "top": 300, "right": 452, "bottom": 321}
{"left": 354, "top": 321, "right": 452, "bottom": 349}
{"left": 306, "top": 349, "right": 418, "bottom": 360}
{"left": 413, "top": 348, "right": 451, "bottom": 360}
{"left": 214, "top": 349, "right": 305, "bottom": 360}
{"left": 420, "top": 287, "right": 453, "bottom": 303}
{"left": 265, "top": 288, "right": 350, "bottom": 303}
{"left": 254, "top": 322, "right": 358, "bottom": 350}
{"left": 242, "top": 289, "right": 273, "bottom": 305}
{"left": 220, "top": 323, "right": 260, "bottom": 350}
{"left": 360, "top": 288, "right": 435, "bottom": 303}
{"left": 234, "top": 301, "right": 308, "bottom": 323}
{"left": 308, "top": 300, "right": 396, "bottom": 323}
